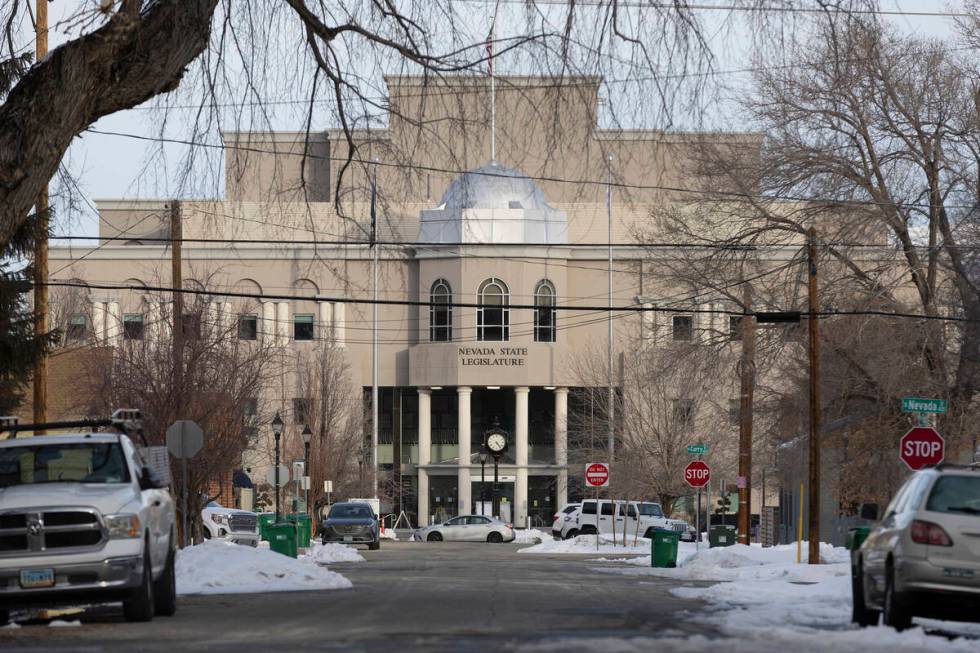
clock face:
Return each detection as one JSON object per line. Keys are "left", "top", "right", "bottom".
{"left": 486, "top": 432, "right": 507, "bottom": 452}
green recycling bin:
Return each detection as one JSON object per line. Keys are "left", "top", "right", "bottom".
{"left": 287, "top": 513, "right": 313, "bottom": 549}
{"left": 257, "top": 513, "right": 277, "bottom": 541}
{"left": 847, "top": 526, "right": 870, "bottom": 552}
{"left": 651, "top": 529, "right": 680, "bottom": 568}
{"left": 267, "top": 522, "right": 298, "bottom": 558}
{"left": 709, "top": 524, "right": 736, "bottom": 548}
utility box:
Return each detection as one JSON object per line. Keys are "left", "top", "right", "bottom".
{"left": 709, "top": 524, "right": 736, "bottom": 548}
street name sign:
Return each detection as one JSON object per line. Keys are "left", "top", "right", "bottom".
{"left": 687, "top": 444, "right": 708, "bottom": 455}
{"left": 684, "top": 461, "right": 711, "bottom": 488}
{"left": 901, "top": 397, "right": 947, "bottom": 414}
{"left": 585, "top": 462, "right": 610, "bottom": 488}
{"left": 900, "top": 427, "right": 945, "bottom": 471}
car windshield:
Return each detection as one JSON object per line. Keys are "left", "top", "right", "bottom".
{"left": 329, "top": 504, "right": 374, "bottom": 519}
{"left": 638, "top": 503, "right": 664, "bottom": 517}
{"left": 0, "top": 442, "right": 130, "bottom": 488}
{"left": 925, "top": 476, "right": 980, "bottom": 516}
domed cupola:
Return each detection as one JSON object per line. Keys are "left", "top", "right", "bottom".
{"left": 418, "top": 162, "right": 568, "bottom": 244}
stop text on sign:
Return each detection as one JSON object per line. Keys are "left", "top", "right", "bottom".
{"left": 585, "top": 462, "right": 610, "bottom": 488}
{"left": 899, "top": 426, "right": 945, "bottom": 471}
{"left": 684, "top": 461, "right": 711, "bottom": 488}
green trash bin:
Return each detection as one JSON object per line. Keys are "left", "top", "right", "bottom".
{"left": 288, "top": 513, "right": 312, "bottom": 549}
{"left": 651, "top": 529, "right": 680, "bottom": 568}
{"left": 847, "top": 526, "right": 870, "bottom": 552}
{"left": 257, "top": 513, "right": 277, "bottom": 542}
{"left": 709, "top": 524, "right": 736, "bottom": 548}
{"left": 267, "top": 522, "right": 298, "bottom": 558}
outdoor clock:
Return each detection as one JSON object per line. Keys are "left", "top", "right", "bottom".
{"left": 486, "top": 431, "right": 507, "bottom": 455}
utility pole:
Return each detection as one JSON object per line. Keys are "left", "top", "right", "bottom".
{"left": 737, "top": 282, "right": 755, "bottom": 545}
{"left": 171, "top": 201, "right": 183, "bottom": 414}
{"left": 32, "top": 0, "right": 49, "bottom": 432}
{"left": 370, "top": 162, "right": 379, "bottom": 500}
{"left": 606, "top": 157, "right": 615, "bottom": 462}
{"left": 807, "top": 227, "right": 821, "bottom": 564}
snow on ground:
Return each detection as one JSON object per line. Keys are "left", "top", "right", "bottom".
{"left": 520, "top": 533, "right": 651, "bottom": 554}
{"left": 177, "top": 540, "right": 352, "bottom": 595}
{"left": 302, "top": 541, "right": 366, "bottom": 565}
{"left": 380, "top": 528, "right": 399, "bottom": 540}
{"left": 46, "top": 620, "right": 81, "bottom": 628}
{"left": 513, "top": 529, "right": 552, "bottom": 544}
{"left": 581, "top": 541, "right": 980, "bottom": 652}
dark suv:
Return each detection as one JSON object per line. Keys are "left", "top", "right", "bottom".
{"left": 317, "top": 502, "right": 380, "bottom": 550}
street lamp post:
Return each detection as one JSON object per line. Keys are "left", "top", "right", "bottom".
{"left": 272, "top": 412, "right": 284, "bottom": 523}
{"left": 478, "top": 447, "right": 488, "bottom": 516}
{"left": 302, "top": 424, "right": 312, "bottom": 513}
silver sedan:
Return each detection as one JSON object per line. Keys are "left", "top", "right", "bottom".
{"left": 414, "top": 515, "right": 516, "bottom": 543}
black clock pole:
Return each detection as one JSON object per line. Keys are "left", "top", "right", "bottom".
{"left": 492, "top": 454, "right": 500, "bottom": 519}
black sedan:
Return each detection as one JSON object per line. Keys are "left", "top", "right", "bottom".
{"left": 317, "top": 502, "right": 380, "bottom": 550}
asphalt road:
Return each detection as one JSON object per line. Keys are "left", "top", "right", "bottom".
{"left": 0, "top": 540, "right": 711, "bottom": 652}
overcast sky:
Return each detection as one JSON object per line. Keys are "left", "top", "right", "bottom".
{"left": 26, "top": 1, "right": 969, "bottom": 242}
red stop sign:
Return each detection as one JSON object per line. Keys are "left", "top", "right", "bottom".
{"left": 900, "top": 427, "right": 945, "bottom": 471}
{"left": 684, "top": 461, "right": 711, "bottom": 488}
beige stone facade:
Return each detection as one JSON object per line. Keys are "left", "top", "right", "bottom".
{"left": 49, "top": 76, "right": 771, "bottom": 528}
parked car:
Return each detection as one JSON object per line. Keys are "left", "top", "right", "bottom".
{"left": 200, "top": 502, "right": 259, "bottom": 547}
{"left": 851, "top": 464, "right": 980, "bottom": 630}
{"left": 318, "top": 502, "right": 380, "bottom": 550}
{"left": 558, "top": 499, "right": 692, "bottom": 541}
{"left": 552, "top": 503, "right": 581, "bottom": 540}
{"left": 0, "top": 413, "right": 176, "bottom": 625}
{"left": 414, "top": 515, "right": 515, "bottom": 543}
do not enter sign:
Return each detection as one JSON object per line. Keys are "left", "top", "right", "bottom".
{"left": 684, "top": 461, "right": 711, "bottom": 488}
{"left": 585, "top": 462, "right": 610, "bottom": 488}
{"left": 900, "top": 426, "right": 945, "bottom": 471}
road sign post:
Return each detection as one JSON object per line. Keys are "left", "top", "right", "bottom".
{"left": 166, "top": 420, "right": 204, "bottom": 548}
{"left": 585, "top": 463, "right": 610, "bottom": 551}
{"left": 684, "top": 461, "right": 710, "bottom": 551}
{"left": 900, "top": 426, "right": 945, "bottom": 470}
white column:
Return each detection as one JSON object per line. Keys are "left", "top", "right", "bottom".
{"left": 262, "top": 301, "right": 276, "bottom": 346}
{"left": 92, "top": 301, "right": 106, "bottom": 344}
{"left": 106, "top": 301, "right": 121, "bottom": 346}
{"left": 555, "top": 387, "right": 569, "bottom": 509}
{"left": 418, "top": 388, "right": 431, "bottom": 526}
{"left": 276, "top": 301, "right": 290, "bottom": 346}
{"left": 332, "top": 302, "right": 346, "bottom": 348}
{"left": 457, "top": 387, "right": 472, "bottom": 516}
{"left": 515, "top": 386, "right": 529, "bottom": 528}
{"left": 318, "top": 301, "right": 334, "bottom": 344}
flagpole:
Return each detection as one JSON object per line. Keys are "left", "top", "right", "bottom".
{"left": 490, "top": 23, "right": 496, "bottom": 163}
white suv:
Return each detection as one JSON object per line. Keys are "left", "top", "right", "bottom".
{"left": 558, "top": 499, "right": 690, "bottom": 540}
{"left": 852, "top": 464, "right": 980, "bottom": 630}
{"left": 551, "top": 503, "right": 581, "bottom": 540}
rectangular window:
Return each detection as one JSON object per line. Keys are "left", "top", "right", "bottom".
{"left": 581, "top": 501, "right": 597, "bottom": 515}
{"left": 238, "top": 315, "right": 258, "bottom": 341}
{"left": 672, "top": 315, "right": 693, "bottom": 341}
{"left": 123, "top": 314, "right": 144, "bottom": 341}
{"left": 673, "top": 398, "right": 695, "bottom": 428}
{"left": 600, "top": 502, "right": 615, "bottom": 516}
{"left": 729, "top": 316, "right": 742, "bottom": 341}
{"left": 294, "top": 314, "right": 314, "bottom": 341}
{"left": 292, "top": 398, "right": 312, "bottom": 425}
{"left": 243, "top": 398, "right": 258, "bottom": 419}
{"left": 66, "top": 314, "right": 87, "bottom": 342}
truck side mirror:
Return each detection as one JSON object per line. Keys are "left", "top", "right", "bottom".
{"left": 858, "top": 502, "right": 879, "bottom": 521}
{"left": 139, "top": 466, "right": 166, "bottom": 490}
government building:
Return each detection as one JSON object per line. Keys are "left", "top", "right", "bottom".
{"left": 47, "top": 76, "right": 763, "bottom": 528}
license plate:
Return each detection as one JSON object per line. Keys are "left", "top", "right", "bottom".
{"left": 20, "top": 568, "right": 55, "bottom": 589}
{"left": 943, "top": 567, "right": 975, "bottom": 579}
{"left": 343, "top": 536, "right": 353, "bottom": 542}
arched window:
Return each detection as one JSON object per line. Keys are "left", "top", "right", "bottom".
{"left": 477, "top": 278, "right": 509, "bottom": 341}
{"left": 534, "top": 279, "right": 556, "bottom": 342}
{"left": 430, "top": 279, "right": 453, "bottom": 342}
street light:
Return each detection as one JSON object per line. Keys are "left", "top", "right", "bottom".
{"left": 302, "top": 424, "right": 312, "bottom": 513}
{"left": 272, "top": 412, "right": 284, "bottom": 523}
{"left": 478, "top": 446, "right": 488, "bottom": 516}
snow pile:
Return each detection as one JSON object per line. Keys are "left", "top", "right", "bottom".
{"left": 513, "top": 529, "right": 552, "bottom": 544}
{"left": 303, "top": 541, "right": 366, "bottom": 565}
{"left": 47, "top": 620, "right": 81, "bottom": 628}
{"left": 176, "top": 540, "right": 352, "bottom": 595}
{"left": 520, "top": 533, "right": 651, "bottom": 554}
{"left": 380, "top": 528, "right": 399, "bottom": 541}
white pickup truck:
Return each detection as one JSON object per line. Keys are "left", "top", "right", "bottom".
{"left": 0, "top": 414, "right": 176, "bottom": 625}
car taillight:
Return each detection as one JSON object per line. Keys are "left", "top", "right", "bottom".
{"left": 910, "top": 520, "right": 954, "bottom": 546}
{"left": 505, "top": 523, "right": 513, "bottom": 529}
{"left": 553, "top": 514, "right": 560, "bottom": 521}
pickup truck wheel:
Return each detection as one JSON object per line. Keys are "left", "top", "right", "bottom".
{"left": 153, "top": 545, "right": 177, "bottom": 617}
{"left": 123, "top": 548, "right": 155, "bottom": 622}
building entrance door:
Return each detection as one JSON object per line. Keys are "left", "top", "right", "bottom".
{"left": 472, "top": 480, "right": 513, "bottom": 520}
